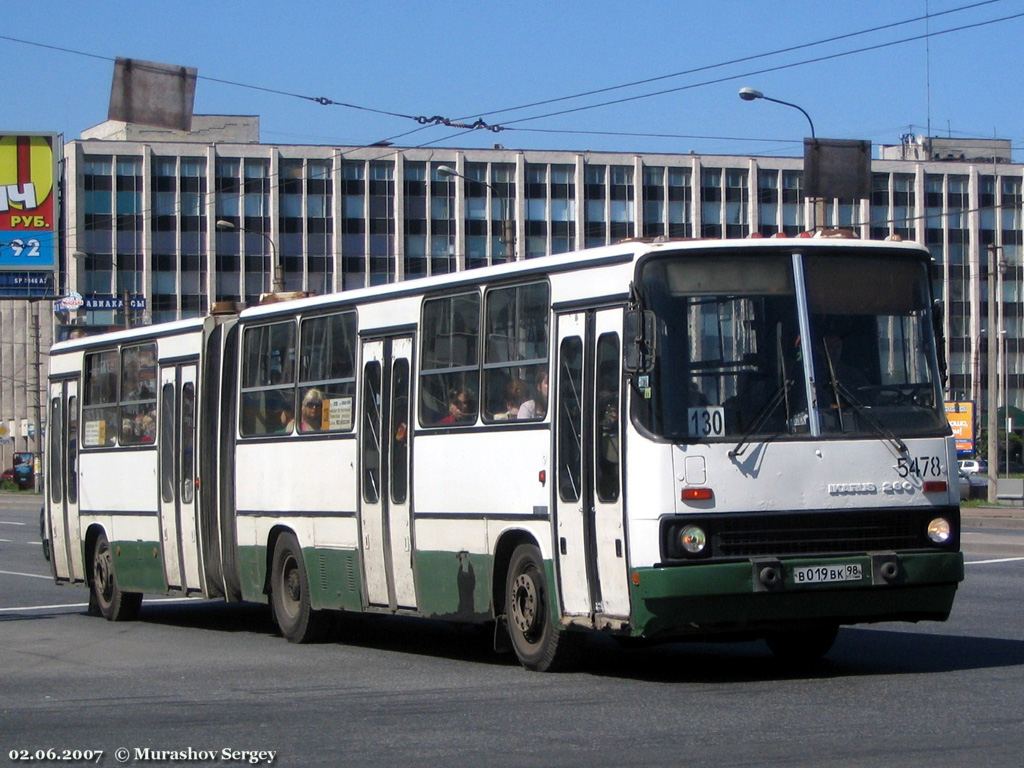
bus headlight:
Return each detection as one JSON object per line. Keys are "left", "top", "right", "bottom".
{"left": 927, "top": 517, "right": 951, "bottom": 544}
{"left": 679, "top": 525, "right": 707, "bottom": 555}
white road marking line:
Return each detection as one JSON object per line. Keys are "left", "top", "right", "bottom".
{"left": 0, "top": 596, "right": 202, "bottom": 614}
{"left": 0, "top": 569, "right": 52, "bottom": 579}
{"left": 965, "top": 557, "right": 1024, "bottom": 565}
{"left": 0, "top": 538, "right": 12, "bottom": 543}
{"left": 0, "top": 601, "right": 90, "bottom": 613}
{"left": 0, "top": 521, "right": 27, "bottom": 525}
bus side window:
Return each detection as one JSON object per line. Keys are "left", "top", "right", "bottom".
{"left": 298, "top": 312, "right": 357, "bottom": 433}
{"left": 419, "top": 292, "right": 480, "bottom": 427}
{"left": 82, "top": 350, "right": 118, "bottom": 447}
{"left": 482, "top": 282, "right": 549, "bottom": 422}
{"left": 120, "top": 343, "right": 158, "bottom": 445}
{"left": 240, "top": 322, "right": 297, "bottom": 437}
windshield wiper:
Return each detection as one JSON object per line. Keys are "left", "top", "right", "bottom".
{"left": 831, "top": 380, "right": 909, "bottom": 458}
{"left": 729, "top": 379, "right": 793, "bottom": 459}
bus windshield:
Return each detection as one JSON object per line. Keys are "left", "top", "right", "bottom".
{"left": 636, "top": 253, "right": 808, "bottom": 442}
{"left": 635, "top": 249, "right": 946, "bottom": 442}
{"left": 803, "top": 254, "right": 946, "bottom": 438}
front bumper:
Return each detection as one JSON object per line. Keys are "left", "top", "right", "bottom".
{"left": 627, "top": 550, "right": 964, "bottom": 640}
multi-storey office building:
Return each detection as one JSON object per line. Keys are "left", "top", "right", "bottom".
{"left": 1, "top": 117, "right": 1021, "bottom": 471}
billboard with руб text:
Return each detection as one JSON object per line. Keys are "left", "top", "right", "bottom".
{"left": 0, "top": 133, "right": 58, "bottom": 297}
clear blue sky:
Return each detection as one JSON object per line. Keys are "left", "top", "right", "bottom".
{"left": 3, "top": 0, "right": 1023, "bottom": 159}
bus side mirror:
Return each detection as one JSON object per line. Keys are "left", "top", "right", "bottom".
{"left": 624, "top": 309, "right": 656, "bottom": 373}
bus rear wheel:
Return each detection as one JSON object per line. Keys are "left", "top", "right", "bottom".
{"left": 270, "top": 533, "right": 329, "bottom": 643}
{"left": 505, "top": 543, "right": 577, "bottom": 672}
{"left": 89, "top": 533, "right": 141, "bottom": 621}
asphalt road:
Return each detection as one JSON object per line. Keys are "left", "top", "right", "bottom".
{"left": 2, "top": 492, "right": 1023, "bottom": 768}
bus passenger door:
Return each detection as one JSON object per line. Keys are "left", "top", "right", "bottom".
{"left": 158, "top": 363, "right": 201, "bottom": 592}
{"left": 386, "top": 337, "right": 416, "bottom": 609}
{"left": 360, "top": 340, "right": 390, "bottom": 606}
{"left": 359, "top": 336, "right": 417, "bottom": 611}
{"left": 554, "top": 310, "right": 631, "bottom": 622}
{"left": 591, "top": 309, "right": 629, "bottom": 621}
{"left": 47, "top": 380, "right": 81, "bottom": 582}
{"left": 554, "top": 313, "right": 592, "bottom": 617}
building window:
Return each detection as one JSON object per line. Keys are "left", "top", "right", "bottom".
{"left": 404, "top": 161, "right": 427, "bottom": 279}
{"left": 609, "top": 166, "right": 634, "bottom": 242}
{"left": 642, "top": 166, "right": 665, "bottom": 238}
{"left": 724, "top": 168, "right": 748, "bottom": 238}
{"left": 781, "top": 170, "right": 803, "bottom": 235}
{"left": 491, "top": 163, "right": 515, "bottom": 264}
{"left": 525, "top": 164, "right": 548, "bottom": 258}
{"left": 667, "top": 167, "right": 692, "bottom": 238}
{"left": 307, "top": 159, "right": 333, "bottom": 293}
{"left": 584, "top": 165, "right": 606, "bottom": 248}
{"left": 341, "top": 160, "right": 366, "bottom": 290}
{"left": 430, "top": 163, "right": 456, "bottom": 274}
{"left": 757, "top": 169, "right": 779, "bottom": 235}
{"left": 369, "top": 161, "right": 395, "bottom": 286}
{"left": 464, "top": 162, "right": 489, "bottom": 270}
{"left": 701, "top": 168, "right": 722, "bottom": 238}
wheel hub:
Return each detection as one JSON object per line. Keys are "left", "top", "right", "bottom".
{"left": 511, "top": 573, "right": 539, "bottom": 635}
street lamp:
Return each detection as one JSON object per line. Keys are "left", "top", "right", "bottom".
{"left": 436, "top": 165, "right": 516, "bottom": 260}
{"left": 215, "top": 219, "right": 283, "bottom": 294}
{"left": 738, "top": 87, "right": 816, "bottom": 139}
{"left": 739, "top": 86, "right": 819, "bottom": 232}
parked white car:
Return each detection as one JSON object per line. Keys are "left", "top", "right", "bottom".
{"left": 958, "top": 459, "right": 988, "bottom": 475}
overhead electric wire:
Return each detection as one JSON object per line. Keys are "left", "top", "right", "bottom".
{"left": 493, "top": 9, "right": 1024, "bottom": 129}
{"left": 462, "top": 0, "right": 1008, "bottom": 121}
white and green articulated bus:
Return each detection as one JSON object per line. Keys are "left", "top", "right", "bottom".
{"left": 44, "top": 235, "right": 964, "bottom": 671}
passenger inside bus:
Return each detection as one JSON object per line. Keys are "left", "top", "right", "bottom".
{"left": 297, "top": 388, "right": 325, "bottom": 432}
{"left": 438, "top": 387, "right": 475, "bottom": 425}
{"left": 517, "top": 370, "right": 548, "bottom": 420}
{"left": 494, "top": 377, "right": 526, "bottom": 420}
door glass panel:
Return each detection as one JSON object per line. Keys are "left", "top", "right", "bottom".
{"left": 49, "top": 397, "right": 62, "bottom": 504}
{"left": 558, "top": 337, "right": 583, "bottom": 502}
{"left": 160, "top": 382, "right": 175, "bottom": 503}
{"left": 362, "top": 362, "right": 382, "bottom": 503}
{"left": 390, "top": 358, "right": 410, "bottom": 504}
{"left": 595, "top": 333, "right": 621, "bottom": 502}
{"left": 181, "top": 382, "right": 195, "bottom": 504}
{"left": 67, "top": 396, "right": 78, "bottom": 504}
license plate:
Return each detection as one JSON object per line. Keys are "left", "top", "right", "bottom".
{"left": 792, "top": 563, "right": 863, "bottom": 585}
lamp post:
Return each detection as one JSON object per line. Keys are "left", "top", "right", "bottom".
{"left": 986, "top": 244, "right": 999, "bottom": 502}
{"left": 216, "top": 219, "right": 283, "bottom": 294}
{"left": 436, "top": 165, "right": 516, "bottom": 261}
{"left": 738, "top": 87, "right": 816, "bottom": 139}
{"left": 739, "top": 87, "right": 820, "bottom": 230}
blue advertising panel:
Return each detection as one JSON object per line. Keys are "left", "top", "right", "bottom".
{"left": 0, "top": 133, "right": 58, "bottom": 298}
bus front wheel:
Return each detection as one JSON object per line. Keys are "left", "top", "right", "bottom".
{"left": 89, "top": 533, "right": 141, "bottom": 621}
{"left": 505, "top": 543, "right": 577, "bottom": 672}
{"left": 270, "top": 533, "right": 329, "bottom": 643}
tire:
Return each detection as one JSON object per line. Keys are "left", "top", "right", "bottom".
{"left": 505, "top": 543, "right": 577, "bottom": 672}
{"left": 89, "top": 533, "right": 142, "bottom": 621}
{"left": 270, "top": 533, "right": 329, "bottom": 643}
{"left": 765, "top": 624, "right": 839, "bottom": 663}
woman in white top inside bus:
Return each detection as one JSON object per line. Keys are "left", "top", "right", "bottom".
{"left": 517, "top": 370, "right": 549, "bottom": 420}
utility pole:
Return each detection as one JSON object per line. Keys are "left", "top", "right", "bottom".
{"left": 30, "top": 302, "right": 43, "bottom": 494}
{"left": 986, "top": 244, "right": 999, "bottom": 503}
